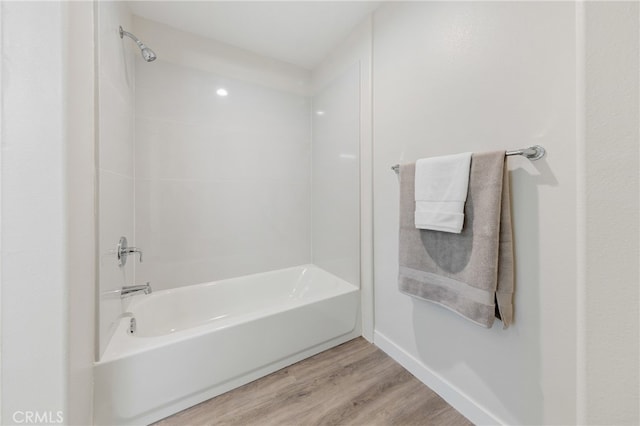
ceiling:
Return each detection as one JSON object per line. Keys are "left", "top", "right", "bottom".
{"left": 129, "top": 1, "right": 381, "bottom": 70}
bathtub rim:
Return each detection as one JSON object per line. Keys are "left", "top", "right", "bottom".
{"left": 98, "top": 264, "right": 359, "bottom": 363}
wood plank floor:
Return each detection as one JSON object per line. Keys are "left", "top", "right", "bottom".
{"left": 154, "top": 338, "right": 473, "bottom": 426}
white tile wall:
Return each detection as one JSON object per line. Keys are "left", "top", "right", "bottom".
{"left": 135, "top": 59, "right": 312, "bottom": 290}
{"left": 98, "top": 78, "right": 134, "bottom": 177}
{"left": 97, "top": 1, "right": 136, "bottom": 356}
{"left": 311, "top": 65, "right": 361, "bottom": 285}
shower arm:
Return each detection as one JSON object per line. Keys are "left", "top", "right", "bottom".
{"left": 119, "top": 26, "right": 145, "bottom": 48}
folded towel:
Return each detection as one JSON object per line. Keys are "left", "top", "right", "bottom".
{"left": 414, "top": 152, "right": 472, "bottom": 233}
{"left": 398, "top": 151, "right": 514, "bottom": 328}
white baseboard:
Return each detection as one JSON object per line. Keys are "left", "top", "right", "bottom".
{"left": 374, "top": 331, "right": 504, "bottom": 426}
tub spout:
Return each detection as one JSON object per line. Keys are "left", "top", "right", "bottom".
{"left": 121, "top": 282, "right": 152, "bottom": 299}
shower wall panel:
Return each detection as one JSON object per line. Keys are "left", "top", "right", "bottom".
{"left": 311, "top": 66, "right": 361, "bottom": 285}
{"left": 97, "top": 1, "right": 136, "bottom": 356}
{"left": 134, "top": 60, "right": 312, "bottom": 291}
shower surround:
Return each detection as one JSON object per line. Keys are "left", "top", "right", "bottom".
{"left": 134, "top": 57, "right": 313, "bottom": 291}
{"left": 132, "top": 15, "right": 361, "bottom": 293}
{"left": 96, "top": 6, "right": 364, "bottom": 424}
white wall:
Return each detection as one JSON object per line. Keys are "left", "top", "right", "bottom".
{"left": 311, "top": 65, "right": 360, "bottom": 286}
{"left": 133, "top": 18, "right": 312, "bottom": 291}
{"left": 372, "top": 3, "right": 577, "bottom": 424}
{"left": 1, "top": 2, "right": 95, "bottom": 424}
{"left": 581, "top": 2, "right": 640, "bottom": 424}
{"left": 97, "top": 1, "right": 137, "bottom": 356}
{"left": 1, "top": 2, "right": 67, "bottom": 423}
{"left": 1, "top": 2, "right": 96, "bottom": 424}
{"left": 66, "top": 2, "right": 97, "bottom": 424}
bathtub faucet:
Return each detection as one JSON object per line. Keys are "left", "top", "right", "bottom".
{"left": 121, "top": 282, "right": 152, "bottom": 299}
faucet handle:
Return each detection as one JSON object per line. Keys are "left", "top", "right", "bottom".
{"left": 123, "top": 247, "right": 143, "bottom": 262}
{"left": 117, "top": 236, "right": 143, "bottom": 267}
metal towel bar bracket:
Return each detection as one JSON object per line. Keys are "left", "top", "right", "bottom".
{"left": 391, "top": 145, "right": 545, "bottom": 173}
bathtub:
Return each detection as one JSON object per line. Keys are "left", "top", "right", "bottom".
{"left": 93, "top": 265, "right": 360, "bottom": 425}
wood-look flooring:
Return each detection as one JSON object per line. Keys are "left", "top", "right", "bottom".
{"left": 154, "top": 337, "right": 473, "bottom": 426}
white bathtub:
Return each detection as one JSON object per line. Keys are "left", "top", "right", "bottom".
{"left": 93, "top": 265, "right": 360, "bottom": 425}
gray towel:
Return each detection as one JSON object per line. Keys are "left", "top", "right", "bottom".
{"left": 398, "top": 151, "right": 514, "bottom": 328}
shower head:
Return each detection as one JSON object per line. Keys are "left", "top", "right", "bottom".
{"left": 119, "top": 26, "right": 156, "bottom": 62}
{"left": 140, "top": 46, "right": 157, "bottom": 62}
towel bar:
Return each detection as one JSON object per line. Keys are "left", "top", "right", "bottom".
{"left": 390, "top": 145, "right": 545, "bottom": 173}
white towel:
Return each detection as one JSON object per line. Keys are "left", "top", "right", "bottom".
{"left": 414, "top": 152, "right": 472, "bottom": 233}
